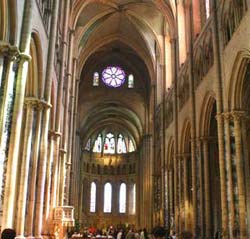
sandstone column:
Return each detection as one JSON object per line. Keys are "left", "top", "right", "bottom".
{"left": 232, "top": 111, "right": 247, "bottom": 238}
{"left": 223, "top": 112, "right": 235, "bottom": 238}
{"left": 2, "top": 0, "right": 33, "bottom": 226}
{"left": 34, "top": 0, "right": 59, "bottom": 237}
{"left": 15, "top": 99, "right": 34, "bottom": 238}
{"left": 202, "top": 138, "right": 211, "bottom": 239}
{"left": 26, "top": 102, "right": 43, "bottom": 238}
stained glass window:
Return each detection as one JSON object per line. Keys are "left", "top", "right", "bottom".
{"left": 85, "top": 139, "right": 91, "bottom": 151}
{"left": 103, "top": 133, "right": 115, "bottom": 154}
{"left": 128, "top": 74, "right": 134, "bottom": 88}
{"left": 128, "top": 139, "right": 135, "bottom": 152}
{"left": 132, "top": 184, "right": 136, "bottom": 214}
{"left": 102, "top": 66, "right": 126, "bottom": 88}
{"left": 93, "top": 72, "right": 99, "bottom": 86}
{"left": 93, "top": 134, "right": 102, "bottom": 153}
{"left": 119, "top": 183, "right": 127, "bottom": 213}
{"left": 104, "top": 182, "right": 112, "bottom": 213}
{"left": 117, "top": 134, "right": 127, "bottom": 154}
{"left": 205, "top": 0, "right": 210, "bottom": 19}
{"left": 90, "top": 182, "right": 96, "bottom": 212}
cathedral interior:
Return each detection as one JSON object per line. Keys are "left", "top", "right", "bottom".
{"left": 0, "top": 0, "right": 250, "bottom": 238}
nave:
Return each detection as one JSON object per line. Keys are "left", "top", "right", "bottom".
{"left": 0, "top": 1, "right": 250, "bottom": 239}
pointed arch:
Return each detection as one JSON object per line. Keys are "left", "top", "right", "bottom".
{"left": 228, "top": 50, "right": 250, "bottom": 110}
{"left": 199, "top": 93, "right": 216, "bottom": 137}
{"left": 180, "top": 119, "right": 191, "bottom": 154}
{"left": 166, "top": 137, "right": 174, "bottom": 170}
{"left": 25, "top": 33, "right": 43, "bottom": 98}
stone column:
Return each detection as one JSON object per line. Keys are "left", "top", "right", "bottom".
{"left": 33, "top": 0, "right": 59, "bottom": 236}
{"left": 26, "top": 101, "right": 43, "bottom": 238}
{"left": 0, "top": 46, "right": 19, "bottom": 214}
{"left": 232, "top": 111, "right": 247, "bottom": 238}
{"left": 168, "top": 170, "right": 173, "bottom": 229}
{"left": 2, "top": 50, "right": 32, "bottom": 229}
{"left": 241, "top": 114, "right": 250, "bottom": 237}
{"left": 212, "top": 0, "right": 228, "bottom": 234}
{"left": 70, "top": 78, "right": 79, "bottom": 207}
{"left": 183, "top": 155, "right": 188, "bottom": 231}
{"left": 177, "top": 156, "right": 182, "bottom": 233}
{"left": 202, "top": 138, "right": 211, "bottom": 239}
{"left": 223, "top": 112, "right": 235, "bottom": 238}
{"left": 58, "top": 148, "right": 67, "bottom": 205}
{"left": 50, "top": 132, "right": 61, "bottom": 208}
{"left": 15, "top": 98, "right": 35, "bottom": 238}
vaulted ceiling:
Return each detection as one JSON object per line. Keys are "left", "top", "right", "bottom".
{"left": 71, "top": 0, "right": 175, "bottom": 148}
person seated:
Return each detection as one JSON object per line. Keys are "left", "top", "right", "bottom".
{"left": 1, "top": 229, "right": 16, "bottom": 239}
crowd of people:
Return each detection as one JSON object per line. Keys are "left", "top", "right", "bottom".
{"left": 70, "top": 226, "right": 192, "bottom": 239}
{"left": 0, "top": 226, "right": 222, "bottom": 239}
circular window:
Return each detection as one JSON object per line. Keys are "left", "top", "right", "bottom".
{"left": 102, "top": 66, "right": 126, "bottom": 88}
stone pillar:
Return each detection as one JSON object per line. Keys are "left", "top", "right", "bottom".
{"left": 183, "top": 155, "right": 190, "bottom": 230}
{"left": 223, "top": 112, "right": 235, "bottom": 238}
{"left": 15, "top": 99, "right": 35, "bottom": 238}
{"left": 141, "top": 134, "right": 153, "bottom": 229}
{"left": 202, "top": 138, "right": 211, "bottom": 239}
{"left": 58, "top": 148, "right": 67, "bottom": 206}
{"left": 232, "top": 111, "right": 247, "bottom": 238}
{"left": 0, "top": 46, "right": 19, "bottom": 215}
{"left": 212, "top": 0, "right": 228, "bottom": 234}
{"left": 241, "top": 114, "right": 250, "bottom": 237}
{"left": 33, "top": 0, "right": 59, "bottom": 237}
{"left": 26, "top": 102, "right": 43, "bottom": 238}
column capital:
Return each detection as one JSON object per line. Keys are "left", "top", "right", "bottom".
{"left": 176, "top": 153, "right": 190, "bottom": 159}
{"left": 199, "top": 136, "right": 216, "bottom": 142}
{"left": 19, "top": 52, "right": 32, "bottom": 62}
{"left": 24, "top": 97, "right": 38, "bottom": 108}
{"left": 0, "top": 42, "right": 20, "bottom": 59}
{"left": 60, "top": 148, "right": 67, "bottom": 154}
{"left": 231, "top": 110, "right": 249, "bottom": 121}
{"left": 49, "top": 130, "right": 62, "bottom": 138}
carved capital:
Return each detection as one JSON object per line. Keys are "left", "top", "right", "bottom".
{"left": 60, "top": 148, "right": 67, "bottom": 154}
{"left": 49, "top": 130, "right": 62, "bottom": 138}
{"left": 24, "top": 97, "right": 38, "bottom": 108}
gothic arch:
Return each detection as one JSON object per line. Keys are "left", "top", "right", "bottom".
{"left": 0, "top": 0, "right": 16, "bottom": 43}
{"left": 199, "top": 93, "right": 216, "bottom": 137}
{"left": 25, "top": 33, "right": 43, "bottom": 98}
{"left": 228, "top": 50, "right": 250, "bottom": 110}
{"left": 166, "top": 137, "right": 174, "bottom": 170}
{"left": 180, "top": 119, "right": 191, "bottom": 153}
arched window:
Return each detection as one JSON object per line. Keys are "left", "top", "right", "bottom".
{"left": 128, "top": 139, "right": 135, "bottom": 152}
{"left": 85, "top": 139, "right": 91, "bottom": 151}
{"left": 119, "top": 183, "right": 127, "bottom": 213}
{"left": 205, "top": 0, "right": 210, "bottom": 19}
{"left": 93, "top": 72, "right": 99, "bottom": 86}
{"left": 93, "top": 134, "right": 102, "bottom": 153}
{"left": 132, "top": 184, "right": 136, "bottom": 214}
{"left": 104, "top": 182, "right": 112, "bottom": 212}
{"left": 90, "top": 182, "right": 96, "bottom": 212}
{"left": 117, "top": 134, "right": 127, "bottom": 154}
{"left": 128, "top": 74, "right": 134, "bottom": 88}
{"left": 103, "top": 133, "right": 115, "bottom": 154}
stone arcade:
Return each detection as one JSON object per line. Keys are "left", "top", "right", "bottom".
{"left": 0, "top": 0, "right": 250, "bottom": 238}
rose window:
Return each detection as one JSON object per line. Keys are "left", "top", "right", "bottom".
{"left": 102, "top": 66, "right": 126, "bottom": 88}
